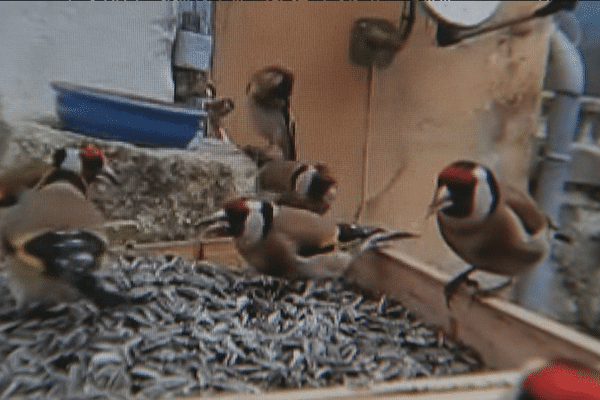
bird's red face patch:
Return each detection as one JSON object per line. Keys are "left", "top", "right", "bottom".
{"left": 438, "top": 162, "right": 477, "bottom": 188}
{"left": 433, "top": 161, "right": 483, "bottom": 218}
{"left": 224, "top": 198, "right": 250, "bottom": 214}
{"left": 224, "top": 198, "right": 251, "bottom": 237}
{"left": 79, "top": 145, "right": 104, "bottom": 181}
{"left": 80, "top": 145, "right": 102, "bottom": 161}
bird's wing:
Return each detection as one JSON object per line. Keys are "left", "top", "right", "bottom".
{"left": 3, "top": 183, "right": 105, "bottom": 237}
{"left": 35, "top": 169, "right": 87, "bottom": 194}
{"left": 296, "top": 250, "right": 352, "bottom": 279}
{"left": 23, "top": 230, "right": 106, "bottom": 277}
{"left": 274, "top": 205, "right": 338, "bottom": 251}
{"left": 21, "top": 229, "right": 128, "bottom": 307}
{"left": 282, "top": 109, "right": 297, "bottom": 161}
{"left": 276, "top": 194, "right": 330, "bottom": 215}
{"left": 503, "top": 185, "right": 547, "bottom": 235}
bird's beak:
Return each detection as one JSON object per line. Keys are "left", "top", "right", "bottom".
{"left": 196, "top": 210, "right": 227, "bottom": 226}
{"left": 97, "top": 165, "right": 119, "bottom": 185}
{"left": 196, "top": 210, "right": 231, "bottom": 237}
{"left": 426, "top": 185, "right": 452, "bottom": 219}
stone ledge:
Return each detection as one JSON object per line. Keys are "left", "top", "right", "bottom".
{"left": 1, "top": 121, "right": 257, "bottom": 243}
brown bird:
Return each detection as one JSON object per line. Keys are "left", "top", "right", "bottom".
{"left": 427, "top": 161, "right": 549, "bottom": 306}
{"left": 1, "top": 146, "right": 126, "bottom": 314}
{"left": 258, "top": 159, "right": 337, "bottom": 215}
{"left": 200, "top": 198, "right": 417, "bottom": 280}
{"left": 246, "top": 66, "right": 296, "bottom": 161}
{"left": 205, "top": 97, "right": 234, "bottom": 140}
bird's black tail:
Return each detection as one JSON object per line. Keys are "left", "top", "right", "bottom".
{"left": 337, "top": 223, "right": 386, "bottom": 244}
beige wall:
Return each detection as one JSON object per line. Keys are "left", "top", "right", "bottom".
{"left": 212, "top": 2, "right": 553, "bottom": 274}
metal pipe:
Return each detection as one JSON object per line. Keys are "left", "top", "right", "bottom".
{"left": 435, "top": 1, "right": 578, "bottom": 46}
{"left": 514, "top": 26, "right": 585, "bottom": 316}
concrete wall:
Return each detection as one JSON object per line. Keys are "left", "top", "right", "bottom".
{"left": 0, "top": 2, "right": 177, "bottom": 126}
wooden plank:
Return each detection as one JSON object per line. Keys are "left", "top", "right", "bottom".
{"left": 111, "top": 238, "right": 242, "bottom": 267}
{"left": 192, "top": 389, "right": 509, "bottom": 400}
{"left": 187, "top": 369, "right": 520, "bottom": 400}
{"left": 198, "top": 238, "right": 243, "bottom": 267}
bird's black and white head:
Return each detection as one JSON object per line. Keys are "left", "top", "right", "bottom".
{"left": 246, "top": 66, "right": 294, "bottom": 108}
{"left": 427, "top": 161, "right": 499, "bottom": 227}
{"left": 293, "top": 163, "right": 337, "bottom": 205}
{"left": 51, "top": 145, "right": 118, "bottom": 188}
{"left": 52, "top": 147, "right": 80, "bottom": 173}
{"left": 200, "top": 198, "right": 275, "bottom": 248}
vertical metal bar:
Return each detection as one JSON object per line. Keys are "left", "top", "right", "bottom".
{"left": 355, "top": 66, "right": 375, "bottom": 223}
{"left": 515, "top": 27, "right": 584, "bottom": 317}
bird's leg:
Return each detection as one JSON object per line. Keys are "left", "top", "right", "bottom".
{"left": 444, "top": 266, "right": 476, "bottom": 307}
{"left": 472, "top": 277, "right": 513, "bottom": 301}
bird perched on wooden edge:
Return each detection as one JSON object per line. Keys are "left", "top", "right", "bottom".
{"left": 427, "top": 161, "right": 549, "bottom": 307}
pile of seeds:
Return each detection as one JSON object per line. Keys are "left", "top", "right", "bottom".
{"left": 88, "top": 148, "right": 238, "bottom": 242}
{"left": 0, "top": 255, "right": 481, "bottom": 399}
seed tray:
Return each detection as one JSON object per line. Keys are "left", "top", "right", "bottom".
{"left": 0, "top": 254, "right": 481, "bottom": 400}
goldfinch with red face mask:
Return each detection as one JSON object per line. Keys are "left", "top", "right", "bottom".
{"left": 427, "top": 161, "right": 549, "bottom": 306}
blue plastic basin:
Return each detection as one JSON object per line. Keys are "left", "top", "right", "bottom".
{"left": 51, "top": 81, "right": 206, "bottom": 148}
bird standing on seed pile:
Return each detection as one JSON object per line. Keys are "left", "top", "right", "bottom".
{"left": 246, "top": 66, "right": 297, "bottom": 161}
{"left": 199, "top": 197, "right": 417, "bottom": 280}
{"left": 1, "top": 144, "right": 127, "bottom": 314}
{"left": 427, "top": 161, "right": 549, "bottom": 306}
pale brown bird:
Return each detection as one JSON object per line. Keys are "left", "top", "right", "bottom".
{"left": 258, "top": 159, "right": 337, "bottom": 215}
{"left": 205, "top": 97, "right": 234, "bottom": 140}
{"left": 427, "top": 161, "right": 549, "bottom": 306}
{"left": 246, "top": 66, "right": 296, "bottom": 161}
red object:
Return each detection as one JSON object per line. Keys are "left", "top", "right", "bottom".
{"left": 522, "top": 359, "right": 600, "bottom": 400}
{"left": 80, "top": 144, "right": 102, "bottom": 160}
